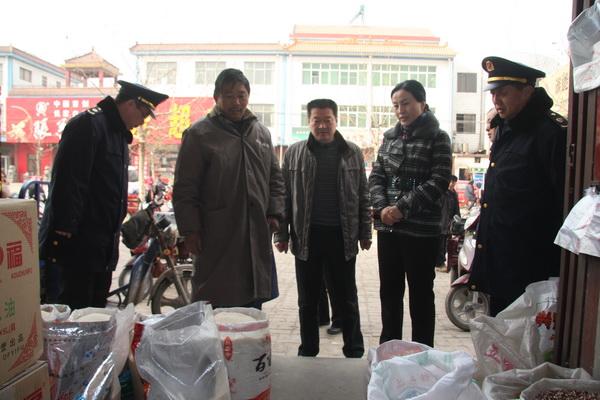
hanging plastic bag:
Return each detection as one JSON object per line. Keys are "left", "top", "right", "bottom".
{"left": 568, "top": 0, "right": 600, "bottom": 93}
{"left": 214, "top": 307, "right": 271, "bottom": 400}
{"left": 367, "top": 349, "right": 486, "bottom": 400}
{"left": 470, "top": 279, "right": 558, "bottom": 377}
{"left": 135, "top": 301, "right": 230, "bottom": 400}
{"left": 482, "top": 362, "right": 592, "bottom": 399}
{"left": 555, "top": 187, "right": 600, "bottom": 256}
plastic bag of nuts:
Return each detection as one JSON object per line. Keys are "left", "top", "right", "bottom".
{"left": 521, "top": 378, "right": 600, "bottom": 399}
{"left": 534, "top": 389, "right": 600, "bottom": 399}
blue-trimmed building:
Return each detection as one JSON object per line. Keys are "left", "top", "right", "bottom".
{"left": 130, "top": 25, "right": 491, "bottom": 177}
{"left": 0, "top": 46, "right": 68, "bottom": 178}
{"left": 0, "top": 47, "right": 117, "bottom": 181}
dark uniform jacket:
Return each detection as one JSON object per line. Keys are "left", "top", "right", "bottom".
{"left": 469, "top": 88, "right": 567, "bottom": 301}
{"left": 39, "top": 96, "right": 132, "bottom": 271}
{"left": 369, "top": 111, "right": 452, "bottom": 237}
{"left": 274, "top": 132, "right": 372, "bottom": 261}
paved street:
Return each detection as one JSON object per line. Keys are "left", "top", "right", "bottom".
{"left": 111, "top": 236, "right": 474, "bottom": 359}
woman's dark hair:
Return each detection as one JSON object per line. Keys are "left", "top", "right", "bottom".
{"left": 213, "top": 68, "right": 250, "bottom": 97}
{"left": 391, "top": 80, "right": 428, "bottom": 110}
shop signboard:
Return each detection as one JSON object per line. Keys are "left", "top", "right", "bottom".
{"left": 5, "top": 97, "right": 102, "bottom": 143}
{"left": 5, "top": 96, "right": 215, "bottom": 145}
{"left": 291, "top": 127, "right": 310, "bottom": 143}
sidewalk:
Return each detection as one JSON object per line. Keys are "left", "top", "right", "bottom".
{"left": 112, "top": 236, "right": 474, "bottom": 359}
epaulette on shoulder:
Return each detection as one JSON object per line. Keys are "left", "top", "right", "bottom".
{"left": 86, "top": 106, "right": 102, "bottom": 115}
{"left": 548, "top": 111, "right": 568, "bottom": 129}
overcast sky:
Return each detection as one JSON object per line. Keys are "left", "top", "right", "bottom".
{"left": 1, "top": 0, "right": 574, "bottom": 79}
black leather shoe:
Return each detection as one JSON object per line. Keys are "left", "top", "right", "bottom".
{"left": 326, "top": 325, "right": 342, "bottom": 335}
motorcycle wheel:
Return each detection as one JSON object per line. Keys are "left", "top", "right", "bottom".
{"left": 445, "top": 285, "right": 490, "bottom": 331}
{"left": 151, "top": 266, "right": 193, "bottom": 314}
{"left": 118, "top": 262, "right": 152, "bottom": 304}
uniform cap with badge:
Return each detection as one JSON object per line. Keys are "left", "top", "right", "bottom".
{"left": 481, "top": 56, "right": 546, "bottom": 91}
{"left": 117, "top": 80, "right": 169, "bottom": 118}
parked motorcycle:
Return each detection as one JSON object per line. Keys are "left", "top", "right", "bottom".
{"left": 114, "top": 201, "right": 193, "bottom": 314}
{"left": 445, "top": 207, "right": 490, "bottom": 331}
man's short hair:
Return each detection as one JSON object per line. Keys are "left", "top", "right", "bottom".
{"left": 307, "top": 99, "right": 338, "bottom": 120}
{"left": 450, "top": 175, "right": 458, "bottom": 182}
{"left": 213, "top": 68, "right": 250, "bottom": 97}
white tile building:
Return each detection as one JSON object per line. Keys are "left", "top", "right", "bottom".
{"left": 130, "top": 25, "right": 489, "bottom": 173}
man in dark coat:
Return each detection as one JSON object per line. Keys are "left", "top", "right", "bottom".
{"left": 274, "top": 99, "right": 371, "bottom": 358}
{"left": 39, "top": 81, "right": 168, "bottom": 309}
{"left": 469, "top": 56, "right": 567, "bottom": 316}
{"left": 436, "top": 175, "right": 460, "bottom": 271}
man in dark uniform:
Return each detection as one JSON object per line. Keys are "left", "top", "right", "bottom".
{"left": 39, "top": 81, "right": 168, "bottom": 309}
{"left": 469, "top": 56, "right": 567, "bottom": 316}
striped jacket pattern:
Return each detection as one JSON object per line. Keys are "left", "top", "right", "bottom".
{"left": 369, "top": 111, "right": 452, "bottom": 237}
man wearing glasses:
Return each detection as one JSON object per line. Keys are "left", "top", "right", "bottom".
{"left": 39, "top": 80, "right": 168, "bottom": 309}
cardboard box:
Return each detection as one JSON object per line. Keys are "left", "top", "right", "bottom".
{"left": 0, "top": 361, "right": 50, "bottom": 400}
{"left": 0, "top": 199, "right": 43, "bottom": 384}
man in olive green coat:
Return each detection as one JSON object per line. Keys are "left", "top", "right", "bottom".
{"left": 173, "top": 69, "right": 285, "bottom": 307}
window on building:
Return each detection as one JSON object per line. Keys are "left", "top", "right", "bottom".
{"left": 195, "top": 61, "right": 226, "bottom": 84}
{"left": 56, "top": 81, "right": 61, "bottom": 88}
{"left": 372, "top": 64, "right": 437, "bottom": 88}
{"left": 371, "top": 106, "right": 396, "bottom": 128}
{"left": 19, "top": 67, "right": 32, "bottom": 82}
{"left": 244, "top": 62, "right": 274, "bottom": 85}
{"left": 250, "top": 104, "right": 274, "bottom": 127}
{"left": 457, "top": 73, "right": 477, "bottom": 93}
{"left": 41, "top": 76, "right": 47, "bottom": 87}
{"left": 146, "top": 62, "right": 177, "bottom": 85}
{"left": 302, "top": 63, "right": 367, "bottom": 86}
{"left": 338, "top": 105, "right": 367, "bottom": 128}
{"left": 456, "top": 113, "right": 476, "bottom": 133}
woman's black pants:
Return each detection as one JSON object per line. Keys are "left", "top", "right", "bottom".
{"left": 377, "top": 231, "right": 438, "bottom": 347}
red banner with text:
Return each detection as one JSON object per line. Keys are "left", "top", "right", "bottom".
{"left": 5, "top": 96, "right": 214, "bottom": 144}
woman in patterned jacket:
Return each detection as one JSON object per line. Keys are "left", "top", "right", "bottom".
{"left": 369, "top": 80, "right": 452, "bottom": 346}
